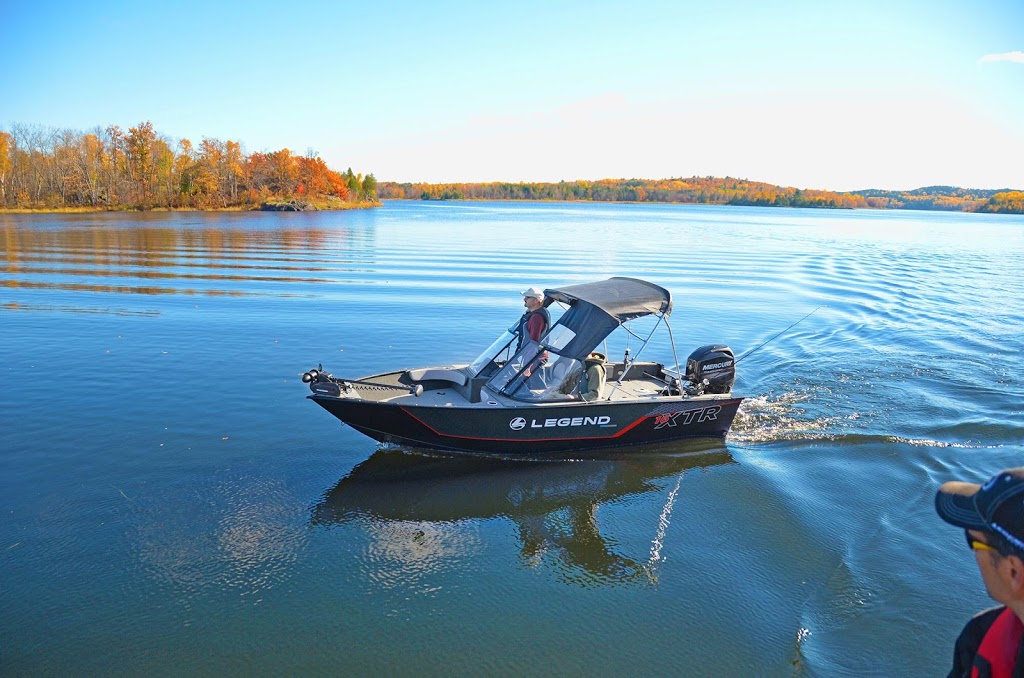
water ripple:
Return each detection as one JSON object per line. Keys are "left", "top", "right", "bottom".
{"left": 130, "top": 473, "right": 307, "bottom": 604}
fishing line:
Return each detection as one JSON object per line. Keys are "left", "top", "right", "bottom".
{"left": 736, "top": 306, "right": 824, "bottom": 364}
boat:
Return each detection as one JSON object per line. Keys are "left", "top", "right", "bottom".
{"left": 302, "top": 277, "right": 743, "bottom": 454}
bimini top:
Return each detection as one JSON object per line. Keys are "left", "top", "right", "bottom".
{"left": 540, "top": 277, "right": 672, "bottom": 360}
{"left": 544, "top": 277, "right": 672, "bottom": 321}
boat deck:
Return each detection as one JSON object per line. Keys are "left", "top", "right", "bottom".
{"left": 344, "top": 362, "right": 691, "bottom": 408}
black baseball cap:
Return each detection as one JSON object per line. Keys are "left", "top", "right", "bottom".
{"left": 935, "top": 467, "right": 1024, "bottom": 552}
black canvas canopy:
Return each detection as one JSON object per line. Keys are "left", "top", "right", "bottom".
{"left": 545, "top": 277, "right": 672, "bottom": 319}
{"left": 541, "top": 277, "right": 672, "bottom": 360}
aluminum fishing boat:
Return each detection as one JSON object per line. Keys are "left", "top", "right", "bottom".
{"left": 302, "top": 277, "right": 742, "bottom": 454}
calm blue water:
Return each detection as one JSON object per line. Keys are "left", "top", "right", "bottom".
{"left": 2, "top": 201, "right": 1023, "bottom": 675}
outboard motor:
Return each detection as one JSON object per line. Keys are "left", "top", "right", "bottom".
{"left": 685, "top": 344, "right": 736, "bottom": 394}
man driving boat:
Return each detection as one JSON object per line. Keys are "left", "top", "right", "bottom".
{"left": 517, "top": 286, "right": 550, "bottom": 349}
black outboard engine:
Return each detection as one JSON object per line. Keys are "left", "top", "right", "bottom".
{"left": 685, "top": 344, "right": 736, "bottom": 394}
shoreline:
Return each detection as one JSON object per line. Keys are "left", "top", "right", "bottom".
{"left": 376, "top": 197, "right": 1020, "bottom": 214}
{"left": 4, "top": 198, "right": 1021, "bottom": 216}
{"left": 378, "top": 196, "right": 1024, "bottom": 215}
{"left": 0, "top": 200, "right": 383, "bottom": 215}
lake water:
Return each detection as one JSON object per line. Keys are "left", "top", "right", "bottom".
{"left": 2, "top": 201, "right": 1023, "bottom": 675}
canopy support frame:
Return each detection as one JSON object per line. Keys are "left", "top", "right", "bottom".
{"left": 604, "top": 312, "right": 667, "bottom": 401}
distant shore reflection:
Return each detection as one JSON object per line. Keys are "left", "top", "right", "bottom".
{"left": 1, "top": 214, "right": 374, "bottom": 299}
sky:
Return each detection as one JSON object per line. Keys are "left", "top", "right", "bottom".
{"left": 1, "top": 0, "right": 1022, "bottom": 191}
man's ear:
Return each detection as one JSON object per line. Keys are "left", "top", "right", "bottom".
{"left": 1004, "top": 555, "right": 1024, "bottom": 593}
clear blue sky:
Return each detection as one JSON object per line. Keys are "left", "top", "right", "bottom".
{"left": 2, "top": 0, "right": 1022, "bottom": 190}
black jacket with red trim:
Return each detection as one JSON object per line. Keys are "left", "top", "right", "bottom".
{"left": 950, "top": 606, "right": 1024, "bottom": 678}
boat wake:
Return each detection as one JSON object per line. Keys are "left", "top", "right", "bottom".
{"left": 882, "top": 435, "right": 999, "bottom": 449}
{"left": 729, "top": 391, "right": 1001, "bottom": 449}
{"left": 728, "top": 391, "right": 845, "bottom": 444}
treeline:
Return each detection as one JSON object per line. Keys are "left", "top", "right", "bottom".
{"left": 378, "top": 177, "right": 1024, "bottom": 214}
{"left": 850, "top": 186, "right": 1024, "bottom": 214}
{"left": 0, "top": 122, "right": 378, "bottom": 210}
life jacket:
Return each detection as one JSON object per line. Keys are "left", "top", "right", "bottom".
{"left": 516, "top": 307, "right": 550, "bottom": 349}
{"left": 973, "top": 607, "right": 1024, "bottom": 678}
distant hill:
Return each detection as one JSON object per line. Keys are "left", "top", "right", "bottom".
{"left": 378, "top": 177, "right": 1024, "bottom": 214}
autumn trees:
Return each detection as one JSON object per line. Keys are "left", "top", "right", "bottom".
{"left": 5, "top": 120, "right": 1016, "bottom": 214}
{"left": 376, "top": 177, "right": 1022, "bottom": 213}
{"left": 0, "top": 121, "right": 377, "bottom": 210}
{"left": 376, "top": 177, "right": 873, "bottom": 208}
{"left": 978, "top": 191, "right": 1024, "bottom": 214}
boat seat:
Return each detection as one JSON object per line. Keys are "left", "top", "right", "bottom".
{"left": 537, "top": 360, "right": 570, "bottom": 388}
{"left": 551, "top": 360, "right": 583, "bottom": 395}
{"left": 405, "top": 368, "right": 467, "bottom": 386}
{"left": 551, "top": 360, "right": 569, "bottom": 381}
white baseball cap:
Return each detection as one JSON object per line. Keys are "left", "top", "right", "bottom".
{"left": 521, "top": 286, "right": 544, "bottom": 300}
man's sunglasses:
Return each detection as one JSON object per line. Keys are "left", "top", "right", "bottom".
{"left": 966, "top": 530, "right": 996, "bottom": 553}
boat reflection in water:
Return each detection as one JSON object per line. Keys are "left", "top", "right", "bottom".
{"left": 311, "top": 442, "right": 733, "bottom": 587}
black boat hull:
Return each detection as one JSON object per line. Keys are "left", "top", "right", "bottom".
{"left": 309, "top": 394, "right": 743, "bottom": 454}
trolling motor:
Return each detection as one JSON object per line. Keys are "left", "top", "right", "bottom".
{"left": 302, "top": 365, "right": 424, "bottom": 397}
{"left": 302, "top": 365, "right": 345, "bottom": 397}
{"left": 684, "top": 345, "right": 736, "bottom": 395}
{"left": 301, "top": 365, "right": 324, "bottom": 383}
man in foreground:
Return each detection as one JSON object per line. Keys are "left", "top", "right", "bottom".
{"left": 936, "top": 467, "right": 1024, "bottom": 677}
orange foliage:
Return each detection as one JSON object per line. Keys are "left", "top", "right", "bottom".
{"left": 0, "top": 121, "right": 374, "bottom": 210}
{"left": 377, "top": 177, "right": 1022, "bottom": 213}
{"left": 980, "top": 191, "right": 1024, "bottom": 214}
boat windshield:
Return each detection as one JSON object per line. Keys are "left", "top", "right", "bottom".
{"left": 486, "top": 344, "right": 585, "bottom": 402}
{"left": 467, "top": 329, "right": 518, "bottom": 378}
{"left": 482, "top": 321, "right": 586, "bottom": 402}
{"left": 467, "top": 321, "right": 577, "bottom": 382}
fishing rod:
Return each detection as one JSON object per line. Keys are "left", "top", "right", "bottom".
{"left": 735, "top": 306, "right": 824, "bottom": 364}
